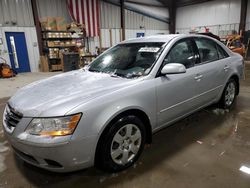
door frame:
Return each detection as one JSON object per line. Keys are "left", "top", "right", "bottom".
{"left": 5, "top": 31, "right": 31, "bottom": 73}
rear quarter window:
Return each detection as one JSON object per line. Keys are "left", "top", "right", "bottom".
{"left": 216, "top": 44, "right": 229, "bottom": 59}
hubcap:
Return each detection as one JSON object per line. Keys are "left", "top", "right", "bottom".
{"left": 225, "top": 82, "right": 235, "bottom": 106}
{"left": 111, "top": 124, "right": 142, "bottom": 165}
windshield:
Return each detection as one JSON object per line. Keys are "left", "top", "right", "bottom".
{"left": 88, "top": 42, "right": 164, "bottom": 78}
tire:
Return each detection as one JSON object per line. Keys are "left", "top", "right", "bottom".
{"left": 219, "top": 78, "right": 237, "bottom": 109}
{"left": 96, "top": 115, "right": 146, "bottom": 172}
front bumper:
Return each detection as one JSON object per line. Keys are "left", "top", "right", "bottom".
{"left": 4, "top": 131, "right": 97, "bottom": 172}
{"left": 2, "top": 105, "right": 97, "bottom": 172}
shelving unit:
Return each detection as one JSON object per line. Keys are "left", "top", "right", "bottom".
{"left": 42, "top": 30, "right": 85, "bottom": 71}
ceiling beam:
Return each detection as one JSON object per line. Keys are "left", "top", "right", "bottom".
{"left": 126, "top": 0, "right": 167, "bottom": 7}
{"left": 239, "top": 0, "right": 248, "bottom": 33}
{"left": 176, "top": 0, "right": 214, "bottom": 7}
{"left": 158, "top": 0, "right": 170, "bottom": 7}
{"left": 120, "top": 0, "right": 125, "bottom": 40}
{"left": 159, "top": 0, "right": 214, "bottom": 7}
{"left": 168, "top": 0, "right": 176, "bottom": 34}
{"left": 31, "top": 0, "right": 43, "bottom": 55}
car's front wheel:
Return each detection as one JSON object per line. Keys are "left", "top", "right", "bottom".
{"left": 219, "top": 78, "right": 237, "bottom": 109}
{"left": 96, "top": 115, "right": 146, "bottom": 172}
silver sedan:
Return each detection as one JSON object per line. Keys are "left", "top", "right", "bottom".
{"left": 2, "top": 34, "right": 243, "bottom": 172}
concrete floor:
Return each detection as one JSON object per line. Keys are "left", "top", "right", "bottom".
{"left": 1, "top": 70, "right": 250, "bottom": 188}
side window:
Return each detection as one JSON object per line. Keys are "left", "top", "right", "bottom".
{"left": 194, "top": 38, "right": 219, "bottom": 63}
{"left": 163, "top": 39, "right": 196, "bottom": 69}
{"left": 217, "top": 44, "right": 229, "bottom": 59}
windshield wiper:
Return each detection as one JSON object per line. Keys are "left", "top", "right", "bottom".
{"left": 110, "top": 72, "right": 125, "bottom": 78}
{"left": 126, "top": 73, "right": 143, "bottom": 78}
{"left": 88, "top": 69, "right": 101, "bottom": 73}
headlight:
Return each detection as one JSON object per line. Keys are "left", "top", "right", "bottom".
{"left": 26, "top": 113, "right": 82, "bottom": 136}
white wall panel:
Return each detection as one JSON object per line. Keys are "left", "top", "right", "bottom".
{"left": 97, "top": 1, "right": 169, "bottom": 52}
{"left": 100, "top": 1, "right": 121, "bottom": 29}
{"left": 0, "top": 0, "right": 34, "bottom": 27}
{"left": 100, "top": 28, "right": 169, "bottom": 48}
{"left": 245, "top": 0, "right": 250, "bottom": 30}
{"left": 100, "top": 1, "right": 168, "bottom": 30}
{"left": 36, "top": 0, "right": 72, "bottom": 22}
{"left": 124, "top": 9, "right": 168, "bottom": 30}
{"left": 126, "top": 29, "right": 169, "bottom": 39}
{"left": 87, "top": 37, "right": 100, "bottom": 54}
{"left": 176, "top": 0, "right": 241, "bottom": 35}
{"left": 0, "top": 27, "right": 40, "bottom": 72}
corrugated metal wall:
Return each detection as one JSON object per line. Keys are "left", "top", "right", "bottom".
{"left": 100, "top": 1, "right": 121, "bottom": 28}
{"left": 100, "top": 28, "right": 169, "bottom": 48}
{"left": 100, "top": 1, "right": 169, "bottom": 48}
{"left": 0, "top": 27, "right": 40, "bottom": 72}
{"left": 34, "top": 0, "right": 169, "bottom": 52}
{"left": 0, "top": 0, "right": 39, "bottom": 72}
{"left": 125, "top": 9, "right": 168, "bottom": 30}
{"left": 36, "top": 0, "right": 72, "bottom": 22}
{"left": 176, "top": 0, "right": 241, "bottom": 37}
{"left": 0, "top": 0, "right": 169, "bottom": 71}
{"left": 0, "top": 0, "right": 34, "bottom": 27}
{"left": 246, "top": 0, "right": 250, "bottom": 31}
{"left": 100, "top": 1, "right": 168, "bottom": 30}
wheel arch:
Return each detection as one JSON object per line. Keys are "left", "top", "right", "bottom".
{"left": 94, "top": 108, "right": 152, "bottom": 166}
{"left": 229, "top": 74, "right": 239, "bottom": 95}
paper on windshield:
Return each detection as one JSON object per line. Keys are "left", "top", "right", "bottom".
{"left": 138, "top": 47, "right": 160, "bottom": 53}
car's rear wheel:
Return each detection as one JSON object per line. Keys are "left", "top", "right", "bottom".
{"left": 96, "top": 115, "right": 146, "bottom": 172}
{"left": 219, "top": 78, "right": 237, "bottom": 109}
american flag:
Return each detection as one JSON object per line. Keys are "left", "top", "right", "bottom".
{"left": 67, "top": 0, "right": 100, "bottom": 37}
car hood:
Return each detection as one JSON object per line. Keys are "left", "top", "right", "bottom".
{"left": 8, "top": 70, "right": 139, "bottom": 117}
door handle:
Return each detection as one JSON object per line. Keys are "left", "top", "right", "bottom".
{"left": 224, "top": 65, "right": 230, "bottom": 71}
{"left": 194, "top": 74, "right": 203, "bottom": 81}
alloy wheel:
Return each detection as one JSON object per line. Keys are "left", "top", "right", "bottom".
{"left": 110, "top": 124, "right": 142, "bottom": 165}
{"left": 225, "top": 82, "right": 236, "bottom": 106}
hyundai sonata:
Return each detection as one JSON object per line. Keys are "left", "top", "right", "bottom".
{"left": 2, "top": 34, "right": 243, "bottom": 172}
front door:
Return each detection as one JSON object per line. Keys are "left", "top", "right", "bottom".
{"left": 5, "top": 32, "right": 31, "bottom": 73}
{"left": 156, "top": 38, "right": 198, "bottom": 128}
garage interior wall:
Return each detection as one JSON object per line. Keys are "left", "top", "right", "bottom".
{"left": 36, "top": 0, "right": 72, "bottom": 22}
{"left": 0, "top": 0, "right": 40, "bottom": 72}
{"left": 176, "top": 0, "right": 241, "bottom": 37}
{"left": 0, "top": 0, "right": 168, "bottom": 72}
{"left": 246, "top": 0, "right": 250, "bottom": 30}
{"left": 36, "top": 0, "right": 169, "bottom": 52}
{"left": 100, "top": 1, "right": 169, "bottom": 48}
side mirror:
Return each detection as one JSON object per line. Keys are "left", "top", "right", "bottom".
{"left": 161, "top": 63, "right": 186, "bottom": 75}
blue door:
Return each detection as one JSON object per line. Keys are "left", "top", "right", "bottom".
{"left": 5, "top": 32, "right": 31, "bottom": 73}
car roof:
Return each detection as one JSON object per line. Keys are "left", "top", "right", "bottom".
{"left": 121, "top": 34, "right": 182, "bottom": 44}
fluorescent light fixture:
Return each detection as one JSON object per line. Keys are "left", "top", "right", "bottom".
{"left": 239, "top": 166, "right": 250, "bottom": 175}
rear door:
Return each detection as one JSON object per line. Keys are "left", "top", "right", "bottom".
{"left": 192, "top": 37, "right": 230, "bottom": 106}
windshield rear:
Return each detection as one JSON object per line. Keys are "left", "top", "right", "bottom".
{"left": 88, "top": 42, "right": 164, "bottom": 78}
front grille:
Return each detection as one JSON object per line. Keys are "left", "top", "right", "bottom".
{"left": 4, "top": 104, "right": 23, "bottom": 131}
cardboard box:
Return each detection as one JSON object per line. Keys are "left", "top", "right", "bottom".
{"left": 47, "top": 17, "right": 57, "bottom": 31}
{"left": 40, "top": 17, "right": 57, "bottom": 31}
{"left": 40, "top": 56, "right": 49, "bottom": 72}
{"left": 47, "top": 41, "right": 54, "bottom": 47}
{"left": 56, "top": 17, "right": 67, "bottom": 31}
{"left": 51, "top": 64, "right": 62, "bottom": 71}
{"left": 40, "top": 17, "right": 48, "bottom": 31}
